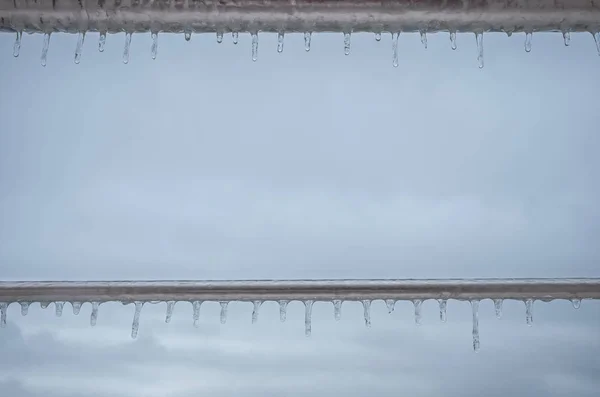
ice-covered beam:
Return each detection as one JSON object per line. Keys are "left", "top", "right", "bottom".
{"left": 1, "top": 0, "right": 600, "bottom": 34}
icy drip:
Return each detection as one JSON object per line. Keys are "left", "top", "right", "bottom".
{"left": 219, "top": 302, "right": 228, "bottom": 324}
{"left": 277, "top": 32, "right": 284, "bottom": 53}
{"left": 304, "top": 32, "right": 311, "bottom": 52}
{"left": 450, "top": 31, "right": 457, "bottom": 50}
{"left": 385, "top": 299, "right": 395, "bottom": 314}
{"left": 184, "top": 31, "right": 191, "bottom": 41}
{"left": 90, "top": 302, "right": 99, "bottom": 326}
{"left": 232, "top": 32, "right": 239, "bottom": 45}
{"left": 333, "top": 300, "right": 342, "bottom": 321}
{"left": 304, "top": 300, "right": 314, "bottom": 337}
{"left": 392, "top": 32, "right": 399, "bottom": 67}
{"left": 362, "top": 300, "right": 372, "bottom": 328}
{"left": 151, "top": 32, "right": 158, "bottom": 60}
{"left": 72, "top": 302, "right": 82, "bottom": 315}
{"left": 343, "top": 32, "right": 351, "bottom": 55}
{"left": 165, "top": 301, "right": 175, "bottom": 323}
{"left": 525, "top": 299, "right": 534, "bottom": 326}
{"left": 41, "top": 33, "right": 51, "bottom": 67}
{"left": 524, "top": 32, "right": 532, "bottom": 53}
{"left": 131, "top": 301, "right": 143, "bottom": 339}
{"left": 13, "top": 31, "right": 22, "bottom": 57}
{"left": 98, "top": 32, "right": 106, "bottom": 52}
{"left": 493, "top": 299, "right": 503, "bottom": 319}
{"left": 420, "top": 31, "right": 428, "bottom": 49}
{"left": 251, "top": 33, "right": 258, "bottom": 62}
{"left": 571, "top": 299, "right": 581, "bottom": 309}
{"left": 41, "top": 302, "right": 50, "bottom": 309}
{"left": 413, "top": 300, "right": 422, "bottom": 325}
{"left": 594, "top": 32, "right": 600, "bottom": 56}
{"left": 217, "top": 31, "right": 223, "bottom": 43}
{"left": 20, "top": 302, "right": 30, "bottom": 316}
{"left": 563, "top": 31, "right": 570, "bottom": 47}
{"left": 55, "top": 302, "right": 64, "bottom": 317}
{"left": 438, "top": 299, "right": 447, "bottom": 323}
{"left": 0, "top": 302, "right": 7, "bottom": 328}
{"left": 123, "top": 32, "right": 132, "bottom": 64}
{"left": 74, "top": 32, "right": 85, "bottom": 64}
{"left": 252, "top": 300, "right": 262, "bottom": 324}
{"left": 475, "top": 32, "right": 484, "bottom": 69}
{"left": 471, "top": 300, "right": 480, "bottom": 352}
{"left": 279, "top": 300, "right": 288, "bottom": 322}
{"left": 375, "top": 32, "right": 381, "bottom": 42}
{"left": 192, "top": 301, "right": 202, "bottom": 327}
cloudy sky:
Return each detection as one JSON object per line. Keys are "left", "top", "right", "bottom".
{"left": 0, "top": 30, "right": 599, "bottom": 396}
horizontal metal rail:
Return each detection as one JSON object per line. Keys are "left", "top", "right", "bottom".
{"left": 1, "top": 0, "right": 600, "bottom": 34}
{"left": 1, "top": 279, "right": 599, "bottom": 303}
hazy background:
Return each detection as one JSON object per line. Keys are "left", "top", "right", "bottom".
{"left": 0, "top": 31, "right": 599, "bottom": 396}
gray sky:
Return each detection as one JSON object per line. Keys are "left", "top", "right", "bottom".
{"left": 0, "top": 30, "right": 599, "bottom": 396}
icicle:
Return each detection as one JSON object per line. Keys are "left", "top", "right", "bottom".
{"left": 304, "top": 300, "right": 314, "bottom": 337}
{"left": 343, "top": 32, "right": 351, "bottom": 55}
{"left": 130, "top": 301, "right": 143, "bottom": 339}
{"left": 420, "top": 30, "right": 428, "bottom": 49}
{"left": 123, "top": 32, "right": 132, "bottom": 64}
{"left": 279, "top": 300, "right": 288, "bottom": 322}
{"left": 184, "top": 31, "right": 192, "bottom": 42}
{"left": 413, "top": 299, "right": 423, "bottom": 325}
{"left": 99, "top": 32, "right": 106, "bottom": 52}
{"left": 361, "top": 300, "right": 372, "bottom": 328}
{"left": 304, "top": 32, "right": 311, "bottom": 52}
{"left": 525, "top": 299, "right": 534, "bottom": 326}
{"left": 74, "top": 32, "right": 85, "bottom": 64}
{"left": 232, "top": 32, "right": 239, "bottom": 45}
{"left": 494, "top": 299, "right": 503, "bottom": 319}
{"left": 216, "top": 31, "right": 223, "bottom": 43}
{"left": 438, "top": 299, "right": 447, "bottom": 323}
{"left": 41, "top": 32, "right": 51, "bottom": 67}
{"left": 220, "top": 302, "right": 228, "bottom": 324}
{"left": 277, "top": 32, "right": 284, "bottom": 53}
{"left": 450, "top": 31, "right": 457, "bottom": 50}
{"left": 72, "top": 302, "right": 82, "bottom": 315}
{"left": 55, "top": 302, "right": 64, "bottom": 317}
{"left": 594, "top": 32, "right": 600, "bottom": 56}
{"left": 392, "top": 32, "right": 399, "bottom": 67}
{"left": 40, "top": 302, "right": 50, "bottom": 309}
{"left": 571, "top": 299, "right": 581, "bottom": 309}
{"left": 524, "top": 32, "right": 532, "bottom": 53}
{"left": 90, "top": 302, "right": 99, "bottom": 326}
{"left": 165, "top": 301, "right": 175, "bottom": 323}
{"left": 192, "top": 301, "right": 202, "bottom": 327}
{"left": 151, "top": 32, "right": 158, "bottom": 60}
{"left": 13, "top": 31, "right": 22, "bottom": 57}
{"left": 475, "top": 32, "right": 484, "bottom": 69}
{"left": 252, "top": 300, "right": 262, "bottom": 324}
{"left": 471, "top": 300, "right": 480, "bottom": 352}
{"left": 375, "top": 32, "right": 381, "bottom": 42}
{"left": 0, "top": 302, "right": 7, "bottom": 328}
{"left": 333, "top": 299, "right": 342, "bottom": 321}
{"left": 20, "top": 302, "right": 30, "bottom": 316}
{"left": 563, "top": 31, "right": 570, "bottom": 47}
{"left": 251, "top": 32, "right": 259, "bottom": 62}
{"left": 385, "top": 299, "right": 395, "bottom": 314}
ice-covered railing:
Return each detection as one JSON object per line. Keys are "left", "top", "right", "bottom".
{"left": 1, "top": 278, "right": 599, "bottom": 351}
{"left": 1, "top": 0, "right": 600, "bottom": 66}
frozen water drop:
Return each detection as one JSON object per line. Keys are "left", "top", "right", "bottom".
{"left": 420, "top": 30, "right": 428, "bottom": 49}
{"left": 279, "top": 300, "right": 288, "bottom": 322}
{"left": 304, "top": 300, "right": 314, "bottom": 337}
{"left": 55, "top": 302, "right": 64, "bottom": 317}
{"left": 594, "top": 32, "right": 600, "bottom": 56}
{"left": 151, "top": 32, "right": 158, "bottom": 60}
{"left": 333, "top": 299, "right": 342, "bottom": 321}
{"left": 563, "top": 31, "right": 570, "bottom": 47}
{"left": 252, "top": 300, "right": 262, "bottom": 324}
{"left": 506, "top": 31, "right": 513, "bottom": 37}
{"left": 251, "top": 32, "right": 259, "bottom": 62}
{"left": 385, "top": 299, "right": 395, "bottom": 314}
{"left": 0, "top": 302, "right": 7, "bottom": 328}
{"left": 413, "top": 299, "right": 423, "bottom": 325}
{"left": 40, "top": 302, "right": 50, "bottom": 309}
{"left": 344, "top": 32, "right": 351, "bottom": 55}
{"left": 494, "top": 299, "right": 503, "bottom": 319}
{"left": 220, "top": 301, "right": 228, "bottom": 324}
{"left": 99, "top": 32, "right": 106, "bottom": 52}
{"left": 304, "top": 32, "right": 311, "bottom": 52}
{"left": 361, "top": 300, "right": 372, "bottom": 328}
{"left": 392, "top": 32, "right": 399, "bottom": 67}
{"left": 450, "top": 31, "right": 457, "bottom": 50}
{"left": 165, "top": 301, "right": 175, "bottom": 323}
{"left": 232, "top": 31, "right": 239, "bottom": 44}
{"left": 524, "top": 32, "right": 532, "bottom": 53}
{"left": 41, "top": 32, "right": 51, "bottom": 67}
{"left": 571, "top": 299, "right": 581, "bottom": 309}
{"left": 123, "top": 32, "right": 132, "bottom": 64}
{"left": 277, "top": 31, "right": 284, "bottom": 53}
{"left": 525, "top": 299, "right": 534, "bottom": 326}
{"left": 90, "top": 302, "right": 99, "bottom": 326}
{"left": 20, "top": 302, "right": 30, "bottom": 316}
{"left": 184, "top": 31, "right": 191, "bottom": 41}
{"left": 72, "top": 302, "right": 82, "bottom": 315}
{"left": 13, "top": 31, "right": 22, "bottom": 57}
{"left": 74, "top": 32, "right": 85, "bottom": 64}
{"left": 471, "top": 300, "right": 480, "bottom": 352}
{"left": 438, "top": 299, "right": 447, "bottom": 323}
{"left": 375, "top": 32, "right": 381, "bottom": 42}
{"left": 216, "top": 31, "right": 223, "bottom": 43}
{"left": 131, "top": 301, "right": 143, "bottom": 339}
{"left": 475, "top": 32, "right": 484, "bottom": 69}
{"left": 192, "top": 301, "right": 202, "bottom": 327}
